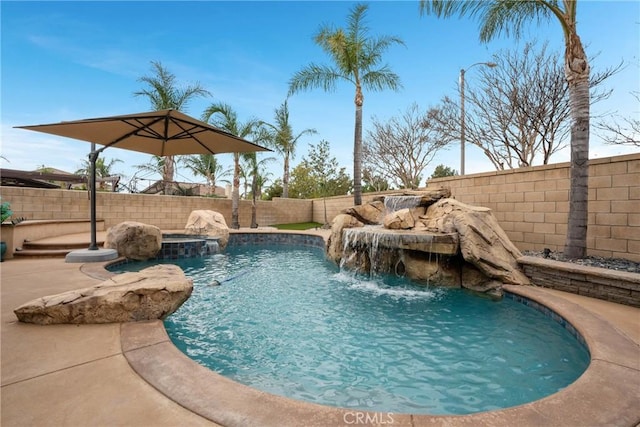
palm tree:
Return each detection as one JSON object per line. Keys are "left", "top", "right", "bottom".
{"left": 76, "top": 157, "right": 122, "bottom": 191}
{"left": 288, "top": 3, "right": 404, "bottom": 205}
{"left": 419, "top": 1, "right": 590, "bottom": 259}
{"left": 260, "top": 100, "right": 316, "bottom": 198}
{"left": 182, "top": 154, "right": 231, "bottom": 196}
{"left": 242, "top": 153, "right": 275, "bottom": 228}
{"left": 134, "top": 60, "right": 211, "bottom": 195}
{"left": 202, "top": 102, "right": 260, "bottom": 229}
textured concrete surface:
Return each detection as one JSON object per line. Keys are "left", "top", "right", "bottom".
{"left": 2, "top": 229, "right": 639, "bottom": 426}
{"left": 1, "top": 257, "right": 217, "bottom": 427}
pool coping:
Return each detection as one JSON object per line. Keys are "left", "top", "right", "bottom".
{"left": 115, "top": 253, "right": 640, "bottom": 426}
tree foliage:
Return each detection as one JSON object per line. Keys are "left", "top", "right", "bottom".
{"left": 259, "top": 100, "right": 316, "bottom": 198}
{"left": 133, "top": 61, "right": 211, "bottom": 194}
{"left": 289, "top": 140, "right": 352, "bottom": 199}
{"left": 202, "top": 102, "right": 261, "bottom": 229}
{"left": 362, "top": 167, "right": 391, "bottom": 193}
{"left": 76, "top": 157, "right": 123, "bottom": 191}
{"left": 430, "top": 164, "right": 457, "bottom": 180}
{"left": 182, "top": 154, "right": 231, "bottom": 194}
{"left": 363, "top": 103, "right": 451, "bottom": 189}
{"left": 262, "top": 179, "right": 284, "bottom": 201}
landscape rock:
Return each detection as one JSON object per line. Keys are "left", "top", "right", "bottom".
{"left": 104, "top": 221, "right": 162, "bottom": 260}
{"left": 326, "top": 213, "right": 364, "bottom": 263}
{"left": 342, "top": 201, "right": 385, "bottom": 225}
{"left": 383, "top": 207, "right": 423, "bottom": 230}
{"left": 420, "top": 199, "right": 530, "bottom": 286}
{"left": 14, "top": 265, "right": 193, "bottom": 325}
{"left": 371, "top": 188, "right": 452, "bottom": 207}
{"left": 184, "top": 210, "right": 229, "bottom": 249}
{"left": 328, "top": 188, "right": 530, "bottom": 296}
{"left": 402, "top": 251, "right": 460, "bottom": 287}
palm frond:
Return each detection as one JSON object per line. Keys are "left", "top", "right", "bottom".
{"left": 288, "top": 64, "right": 348, "bottom": 96}
{"left": 479, "top": 1, "right": 552, "bottom": 42}
{"left": 419, "top": 0, "right": 476, "bottom": 18}
{"left": 362, "top": 68, "right": 403, "bottom": 92}
{"left": 134, "top": 61, "right": 209, "bottom": 111}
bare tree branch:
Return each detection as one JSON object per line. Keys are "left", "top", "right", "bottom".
{"left": 363, "top": 103, "right": 453, "bottom": 189}
{"left": 429, "top": 41, "right": 619, "bottom": 169}
{"left": 595, "top": 91, "right": 640, "bottom": 146}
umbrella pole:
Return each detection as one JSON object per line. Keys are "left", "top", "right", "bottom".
{"left": 88, "top": 144, "right": 99, "bottom": 250}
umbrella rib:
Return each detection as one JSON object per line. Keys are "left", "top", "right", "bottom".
{"left": 170, "top": 117, "right": 219, "bottom": 155}
{"left": 100, "top": 116, "right": 166, "bottom": 150}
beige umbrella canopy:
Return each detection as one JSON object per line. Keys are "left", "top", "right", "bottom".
{"left": 17, "top": 109, "right": 269, "bottom": 156}
{"left": 16, "top": 109, "right": 270, "bottom": 255}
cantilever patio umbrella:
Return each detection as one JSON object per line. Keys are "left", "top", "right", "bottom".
{"left": 16, "top": 109, "right": 270, "bottom": 257}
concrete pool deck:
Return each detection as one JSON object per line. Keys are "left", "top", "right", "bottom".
{"left": 1, "top": 229, "right": 639, "bottom": 426}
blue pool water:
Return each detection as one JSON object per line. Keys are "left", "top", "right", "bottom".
{"left": 113, "top": 244, "right": 590, "bottom": 415}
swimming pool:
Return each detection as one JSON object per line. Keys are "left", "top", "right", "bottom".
{"left": 114, "top": 242, "right": 589, "bottom": 415}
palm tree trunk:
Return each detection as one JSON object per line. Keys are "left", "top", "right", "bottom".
{"left": 563, "top": 32, "right": 590, "bottom": 259}
{"left": 283, "top": 154, "right": 290, "bottom": 198}
{"left": 251, "top": 175, "right": 258, "bottom": 228}
{"left": 231, "top": 153, "right": 240, "bottom": 229}
{"left": 353, "top": 87, "right": 364, "bottom": 206}
{"left": 163, "top": 155, "right": 175, "bottom": 195}
{"left": 206, "top": 172, "right": 214, "bottom": 196}
{"left": 323, "top": 197, "right": 328, "bottom": 226}
{"left": 564, "top": 78, "right": 590, "bottom": 258}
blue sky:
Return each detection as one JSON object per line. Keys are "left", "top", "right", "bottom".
{"left": 1, "top": 1, "right": 639, "bottom": 191}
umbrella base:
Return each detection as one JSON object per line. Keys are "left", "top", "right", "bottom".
{"left": 65, "top": 248, "right": 118, "bottom": 263}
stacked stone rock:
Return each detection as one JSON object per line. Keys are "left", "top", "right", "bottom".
{"left": 327, "top": 188, "right": 530, "bottom": 297}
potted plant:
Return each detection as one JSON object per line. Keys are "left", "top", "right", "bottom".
{"left": 1, "top": 199, "right": 12, "bottom": 261}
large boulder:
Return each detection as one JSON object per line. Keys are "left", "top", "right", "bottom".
{"left": 383, "top": 207, "right": 424, "bottom": 230}
{"left": 419, "top": 199, "right": 530, "bottom": 286}
{"left": 326, "top": 213, "right": 364, "bottom": 263}
{"left": 402, "top": 251, "right": 460, "bottom": 287}
{"left": 14, "top": 265, "right": 192, "bottom": 325}
{"left": 184, "top": 210, "right": 229, "bottom": 249}
{"left": 342, "top": 201, "right": 385, "bottom": 225}
{"left": 105, "top": 221, "right": 162, "bottom": 260}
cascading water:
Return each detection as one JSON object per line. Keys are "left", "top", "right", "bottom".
{"left": 384, "top": 195, "right": 422, "bottom": 213}
{"left": 341, "top": 195, "right": 423, "bottom": 277}
{"left": 342, "top": 227, "right": 405, "bottom": 277}
{"left": 339, "top": 194, "right": 460, "bottom": 283}
{"left": 205, "top": 239, "right": 219, "bottom": 255}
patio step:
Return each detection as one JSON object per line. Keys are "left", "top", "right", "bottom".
{"left": 13, "top": 248, "right": 78, "bottom": 258}
{"left": 13, "top": 232, "right": 106, "bottom": 258}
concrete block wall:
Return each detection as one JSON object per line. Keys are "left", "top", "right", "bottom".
{"left": 310, "top": 154, "right": 639, "bottom": 262}
{"left": 0, "top": 187, "right": 313, "bottom": 231}
{"left": 2, "top": 153, "right": 637, "bottom": 261}
{"left": 311, "top": 191, "right": 401, "bottom": 226}
{"left": 519, "top": 256, "right": 640, "bottom": 307}
{"left": 428, "top": 153, "right": 639, "bottom": 262}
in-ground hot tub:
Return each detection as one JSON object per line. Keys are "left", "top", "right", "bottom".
{"left": 157, "top": 234, "right": 221, "bottom": 259}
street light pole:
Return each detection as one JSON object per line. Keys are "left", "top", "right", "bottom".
{"left": 459, "top": 61, "right": 497, "bottom": 175}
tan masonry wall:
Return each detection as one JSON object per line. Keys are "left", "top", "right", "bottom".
{"left": 2, "top": 153, "right": 637, "bottom": 261}
{"left": 311, "top": 153, "right": 639, "bottom": 262}
{"left": 0, "top": 187, "right": 312, "bottom": 231}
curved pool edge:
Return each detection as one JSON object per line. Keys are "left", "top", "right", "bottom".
{"left": 119, "top": 284, "right": 640, "bottom": 427}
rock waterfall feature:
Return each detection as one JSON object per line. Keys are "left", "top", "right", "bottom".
{"left": 327, "top": 189, "right": 530, "bottom": 297}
